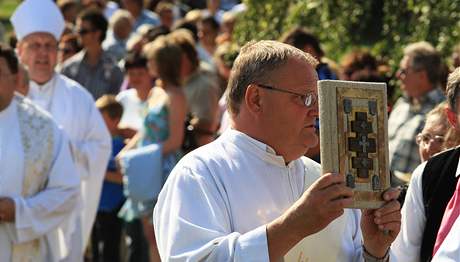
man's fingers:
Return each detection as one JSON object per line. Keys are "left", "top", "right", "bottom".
{"left": 329, "top": 196, "right": 354, "bottom": 210}
{"left": 374, "top": 200, "right": 400, "bottom": 218}
{"left": 312, "top": 173, "right": 346, "bottom": 191}
{"left": 374, "top": 210, "right": 401, "bottom": 225}
{"left": 382, "top": 187, "right": 401, "bottom": 201}
{"left": 320, "top": 183, "right": 354, "bottom": 201}
{"left": 376, "top": 221, "right": 401, "bottom": 233}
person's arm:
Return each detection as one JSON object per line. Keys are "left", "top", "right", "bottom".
{"left": 118, "top": 132, "right": 141, "bottom": 155}
{"left": 391, "top": 163, "right": 427, "bottom": 261}
{"left": 2, "top": 128, "right": 80, "bottom": 243}
{"left": 161, "top": 91, "right": 187, "bottom": 155}
{"left": 105, "top": 170, "right": 123, "bottom": 184}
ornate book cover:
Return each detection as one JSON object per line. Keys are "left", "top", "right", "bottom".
{"left": 318, "top": 80, "right": 390, "bottom": 209}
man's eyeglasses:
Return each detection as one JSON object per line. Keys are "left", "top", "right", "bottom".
{"left": 256, "top": 83, "right": 317, "bottom": 108}
{"left": 415, "top": 133, "right": 445, "bottom": 145}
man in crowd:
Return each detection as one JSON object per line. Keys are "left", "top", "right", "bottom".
{"left": 392, "top": 67, "right": 460, "bottom": 261}
{"left": 121, "top": 0, "right": 159, "bottom": 31}
{"left": 61, "top": 8, "right": 124, "bottom": 100}
{"left": 154, "top": 40, "right": 401, "bottom": 261}
{"left": 388, "top": 41, "right": 445, "bottom": 176}
{"left": 0, "top": 44, "right": 79, "bottom": 261}
{"left": 11, "top": 0, "right": 112, "bottom": 260}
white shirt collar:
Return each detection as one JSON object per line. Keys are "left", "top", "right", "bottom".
{"left": 30, "top": 72, "right": 57, "bottom": 91}
{"left": 224, "top": 129, "right": 296, "bottom": 168}
{"left": 28, "top": 73, "right": 58, "bottom": 111}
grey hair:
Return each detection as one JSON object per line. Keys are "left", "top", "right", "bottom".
{"left": 109, "top": 10, "right": 133, "bottom": 29}
{"left": 446, "top": 67, "right": 460, "bottom": 112}
{"left": 226, "top": 40, "right": 318, "bottom": 116}
{"left": 404, "top": 41, "right": 442, "bottom": 86}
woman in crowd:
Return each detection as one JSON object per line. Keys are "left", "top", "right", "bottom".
{"left": 119, "top": 35, "right": 186, "bottom": 262}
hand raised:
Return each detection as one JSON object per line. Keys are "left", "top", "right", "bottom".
{"left": 361, "top": 187, "right": 401, "bottom": 258}
{"left": 284, "top": 172, "right": 354, "bottom": 238}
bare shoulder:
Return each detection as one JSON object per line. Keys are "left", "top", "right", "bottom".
{"left": 167, "top": 87, "right": 187, "bottom": 108}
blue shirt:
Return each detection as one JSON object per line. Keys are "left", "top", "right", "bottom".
{"left": 98, "top": 136, "right": 126, "bottom": 212}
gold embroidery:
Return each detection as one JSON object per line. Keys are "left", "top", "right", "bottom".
{"left": 11, "top": 95, "right": 55, "bottom": 262}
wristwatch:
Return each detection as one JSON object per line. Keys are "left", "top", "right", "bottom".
{"left": 363, "top": 246, "right": 390, "bottom": 262}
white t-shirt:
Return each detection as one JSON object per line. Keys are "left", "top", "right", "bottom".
{"left": 116, "top": 88, "right": 148, "bottom": 131}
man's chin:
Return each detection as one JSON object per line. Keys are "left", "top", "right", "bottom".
{"left": 31, "top": 72, "right": 53, "bottom": 84}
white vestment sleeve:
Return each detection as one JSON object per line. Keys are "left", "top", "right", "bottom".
{"left": 69, "top": 103, "right": 111, "bottom": 181}
{"left": 69, "top": 96, "right": 111, "bottom": 248}
{"left": 12, "top": 126, "right": 80, "bottom": 243}
{"left": 391, "top": 162, "right": 427, "bottom": 262}
{"left": 153, "top": 166, "right": 270, "bottom": 261}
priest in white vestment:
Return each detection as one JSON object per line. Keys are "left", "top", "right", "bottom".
{"left": 0, "top": 44, "right": 79, "bottom": 262}
{"left": 11, "top": 0, "right": 112, "bottom": 259}
{"left": 153, "top": 40, "right": 402, "bottom": 261}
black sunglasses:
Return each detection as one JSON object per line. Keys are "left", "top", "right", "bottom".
{"left": 77, "top": 28, "right": 96, "bottom": 35}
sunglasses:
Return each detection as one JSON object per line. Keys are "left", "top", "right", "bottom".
{"left": 77, "top": 28, "right": 96, "bottom": 35}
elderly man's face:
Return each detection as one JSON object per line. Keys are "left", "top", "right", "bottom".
{"left": 258, "top": 57, "right": 319, "bottom": 161}
{"left": 417, "top": 114, "right": 447, "bottom": 162}
{"left": 0, "top": 57, "right": 16, "bottom": 111}
{"left": 18, "top": 32, "right": 58, "bottom": 85}
{"left": 397, "top": 55, "right": 424, "bottom": 98}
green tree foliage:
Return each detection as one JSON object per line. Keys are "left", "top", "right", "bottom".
{"left": 234, "top": 0, "right": 460, "bottom": 70}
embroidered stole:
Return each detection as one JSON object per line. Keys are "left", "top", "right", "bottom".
{"left": 11, "top": 96, "right": 55, "bottom": 262}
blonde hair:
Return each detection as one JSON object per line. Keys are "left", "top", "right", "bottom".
{"left": 143, "top": 35, "right": 182, "bottom": 87}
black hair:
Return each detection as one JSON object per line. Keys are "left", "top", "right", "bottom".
{"left": 79, "top": 8, "right": 108, "bottom": 43}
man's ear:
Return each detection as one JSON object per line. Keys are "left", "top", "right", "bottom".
{"left": 244, "top": 84, "right": 262, "bottom": 115}
{"left": 446, "top": 106, "right": 458, "bottom": 128}
{"left": 16, "top": 41, "right": 24, "bottom": 57}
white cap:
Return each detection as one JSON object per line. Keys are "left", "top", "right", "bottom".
{"left": 10, "top": 0, "right": 65, "bottom": 41}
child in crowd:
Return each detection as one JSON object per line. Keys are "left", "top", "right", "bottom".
{"left": 91, "top": 95, "right": 126, "bottom": 262}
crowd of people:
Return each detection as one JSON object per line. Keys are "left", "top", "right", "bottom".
{"left": 1, "top": 0, "right": 460, "bottom": 261}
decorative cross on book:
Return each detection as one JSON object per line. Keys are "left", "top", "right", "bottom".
{"left": 318, "top": 80, "right": 390, "bottom": 209}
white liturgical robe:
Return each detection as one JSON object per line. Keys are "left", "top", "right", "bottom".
{"left": 154, "top": 129, "right": 368, "bottom": 261}
{"left": 28, "top": 73, "right": 111, "bottom": 255}
{"left": 0, "top": 95, "right": 79, "bottom": 262}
